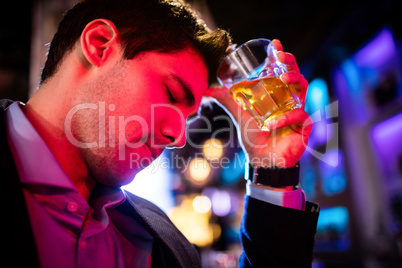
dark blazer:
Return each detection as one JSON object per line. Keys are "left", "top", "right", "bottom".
{"left": 1, "top": 99, "right": 319, "bottom": 268}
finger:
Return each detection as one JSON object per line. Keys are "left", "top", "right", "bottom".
{"left": 276, "top": 51, "right": 300, "bottom": 73}
{"left": 300, "top": 114, "right": 313, "bottom": 138}
{"left": 280, "top": 71, "right": 303, "bottom": 85}
{"left": 264, "top": 108, "right": 310, "bottom": 131}
{"left": 299, "top": 75, "right": 309, "bottom": 105}
{"left": 280, "top": 72, "right": 308, "bottom": 106}
{"left": 272, "top": 39, "right": 283, "bottom": 52}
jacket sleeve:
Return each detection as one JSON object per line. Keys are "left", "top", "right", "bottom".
{"left": 239, "top": 195, "right": 319, "bottom": 268}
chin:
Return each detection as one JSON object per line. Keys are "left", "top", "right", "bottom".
{"left": 86, "top": 146, "right": 154, "bottom": 187}
{"left": 100, "top": 165, "right": 145, "bottom": 187}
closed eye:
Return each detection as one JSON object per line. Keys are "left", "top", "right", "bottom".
{"left": 166, "top": 87, "right": 176, "bottom": 103}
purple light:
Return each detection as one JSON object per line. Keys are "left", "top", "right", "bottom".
{"left": 211, "top": 190, "right": 231, "bottom": 217}
{"left": 371, "top": 112, "right": 402, "bottom": 162}
{"left": 333, "top": 68, "right": 349, "bottom": 106}
{"left": 333, "top": 28, "right": 398, "bottom": 124}
{"left": 354, "top": 28, "right": 396, "bottom": 68}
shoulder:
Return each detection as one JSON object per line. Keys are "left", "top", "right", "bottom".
{"left": 0, "top": 99, "right": 14, "bottom": 111}
{"left": 122, "top": 190, "right": 202, "bottom": 267}
{"left": 123, "top": 190, "right": 171, "bottom": 221}
{"left": 0, "top": 99, "right": 13, "bottom": 140}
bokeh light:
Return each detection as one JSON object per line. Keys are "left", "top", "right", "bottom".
{"left": 188, "top": 157, "right": 210, "bottom": 185}
{"left": 202, "top": 138, "right": 224, "bottom": 160}
{"left": 193, "top": 195, "right": 212, "bottom": 214}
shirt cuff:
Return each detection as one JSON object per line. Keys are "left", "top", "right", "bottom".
{"left": 246, "top": 181, "right": 306, "bottom": 211}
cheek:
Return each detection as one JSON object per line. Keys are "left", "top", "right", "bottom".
{"left": 104, "top": 108, "right": 152, "bottom": 146}
{"left": 151, "top": 105, "right": 187, "bottom": 123}
{"left": 65, "top": 104, "right": 101, "bottom": 146}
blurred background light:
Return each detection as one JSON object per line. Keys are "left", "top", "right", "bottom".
{"left": 123, "top": 152, "right": 174, "bottom": 213}
{"left": 317, "top": 206, "right": 349, "bottom": 234}
{"left": 203, "top": 138, "right": 224, "bottom": 160}
{"left": 221, "top": 150, "right": 246, "bottom": 185}
{"left": 300, "top": 163, "right": 317, "bottom": 199}
{"left": 305, "top": 78, "right": 334, "bottom": 147}
{"left": 193, "top": 195, "right": 212, "bottom": 214}
{"left": 354, "top": 28, "right": 396, "bottom": 68}
{"left": 169, "top": 195, "right": 220, "bottom": 247}
{"left": 340, "top": 59, "right": 361, "bottom": 98}
{"left": 188, "top": 157, "right": 211, "bottom": 185}
{"left": 316, "top": 206, "right": 350, "bottom": 251}
{"left": 211, "top": 190, "right": 231, "bottom": 217}
{"left": 371, "top": 112, "right": 402, "bottom": 176}
{"left": 305, "top": 78, "right": 330, "bottom": 116}
{"left": 319, "top": 149, "right": 347, "bottom": 196}
{"left": 371, "top": 112, "right": 402, "bottom": 153}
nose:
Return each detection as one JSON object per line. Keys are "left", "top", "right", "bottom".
{"left": 160, "top": 120, "right": 187, "bottom": 148}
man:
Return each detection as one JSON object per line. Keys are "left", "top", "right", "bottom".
{"left": 1, "top": 0, "right": 319, "bottom": 267}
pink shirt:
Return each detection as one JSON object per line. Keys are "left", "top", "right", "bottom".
{"left": 6, "top": 102, "right": 153, "bottom": 268}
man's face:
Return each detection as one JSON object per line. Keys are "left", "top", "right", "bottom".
{"left": 70, "top": 48, "right": 208, "bottom": 186}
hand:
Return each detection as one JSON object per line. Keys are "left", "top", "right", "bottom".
{"left": 205, "top": 39, "right": 312, "bottom": 168}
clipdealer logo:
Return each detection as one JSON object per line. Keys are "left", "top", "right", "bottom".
{"left": 304, "top": 101, "right": 339, "bottom": 167}
{"left": 63, "top": 102, "right": 187, "bottom": 161}
{"left": 63, "top": 100, "right": 339, "bottom": 170}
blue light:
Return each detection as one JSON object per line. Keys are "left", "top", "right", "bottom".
{"left": 221, "top": 150, "right": 246, "bottom": 185}
{"left": 341, "top": 59, "right": 361, "bottom": 98}
{"left": 316, "top": 206, "right": 351, "bottom": 251}
{"left": 317, "top": 206, "right": 349, "bottom": 234}
{"left": 300, "top": 163, "right": 317, "bottom": 199}
{"left": 338, "top": 59, "right": 367, "bottom": 122}
{"left": 305, "top": 78, "right": 330, "bottom": 116}
{"left": 332, "top": 68, "right": 349, "bottom": 106}
{"left": 305, "top": 78, "right": 333, "bottom": 146}
{"left": 319, "top": 149, "right": 347, "bottom": 196}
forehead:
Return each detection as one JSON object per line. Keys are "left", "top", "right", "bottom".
{"left": 140, "top": 49, "right": 209, "bottom": 99}
{"left": 167, "top": 49, "right": 208, "bottom": 97}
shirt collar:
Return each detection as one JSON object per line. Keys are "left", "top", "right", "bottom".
{"left": 6, "top": 101, "right": 126, "bottom": 206}
{"left": 6, "top": 101, "right": 77, "bottom": 190}
{"left": 90, "top": 184, "right": 126, "bottom": 221}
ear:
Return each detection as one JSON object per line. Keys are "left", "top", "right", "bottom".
{"left": 80, "top": 19, "right": 119, "bottom": 67}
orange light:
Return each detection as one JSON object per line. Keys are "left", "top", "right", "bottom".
{"left": 168, "top": 195, "right": 220, "bottom": 247}
{"left": 188, "top": 157, "right": 210, "bottom": 185}
{"left": 202, "top": 138, "right": 223, "bottom": 160}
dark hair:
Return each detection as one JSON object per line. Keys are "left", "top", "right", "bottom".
{"left": 40, "top": 0, "right": 231, "bottom": 85}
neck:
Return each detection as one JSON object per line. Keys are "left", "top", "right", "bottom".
{"left": 23, "top": 84, "right": 96, "bottom": 201}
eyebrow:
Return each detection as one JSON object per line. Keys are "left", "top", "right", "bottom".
{"left": 170, "top": 74, "right": 196, "bottom": 107}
